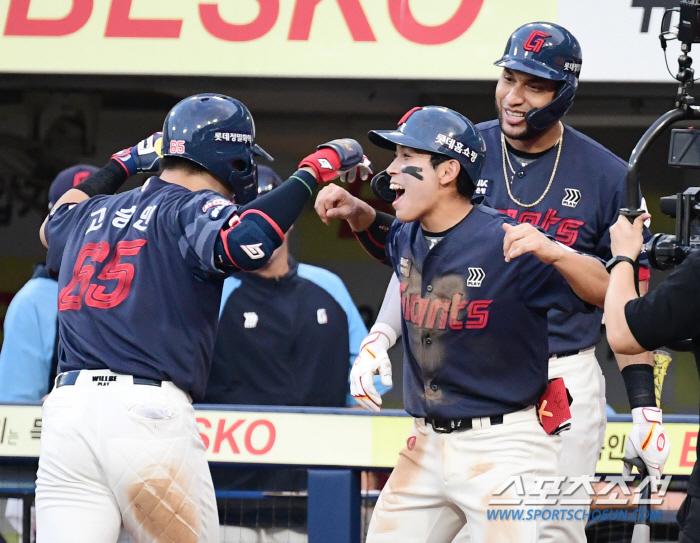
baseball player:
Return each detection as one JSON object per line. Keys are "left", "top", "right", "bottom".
{"left": 349, "top": 23, "right": 655, "bottom": 543}
{"left": 35, "top": 93, "right": 364, "bottom": 543}
{"left": 0, "top": 165, "right": 99, "bottom": 403}
{"left": 315, "top": 105, "right": 609, "bottom": 542}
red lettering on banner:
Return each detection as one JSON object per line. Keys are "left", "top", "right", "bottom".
{"left": 200, "top": 0, "right": 279, "bottom": 42}
{"left": 105, "top": 0, "right": 182, "bottom": 38}
{"left": 5, "top": 0, "right": 92, "bottom": 36}
{"left": 197, "top": 417, "right": 211, "bottom": 449}
{"left": 213, "top": 418, "right": 244, "bottom": 454}
{"left": 387, "top": 0, "right": 483, "bottom": 45}
{"left": 680, "top": 431, "right": 698, "bottom": 467}
{"left": 244, "top": 420, "right": 276, "bottom": 455}
{"left": 288, "top": 0, "right": 375, "bottom": 42}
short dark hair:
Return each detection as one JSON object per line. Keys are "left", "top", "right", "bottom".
{"left": 429, "top": 153, "right": 475, "bottom": 199}
{"left": 160, "top": 156, "right": 210, "bottom": 177}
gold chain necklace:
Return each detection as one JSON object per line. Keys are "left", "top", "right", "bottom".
{"left": 501, "top": 122, "right": 563, "bottom": 208}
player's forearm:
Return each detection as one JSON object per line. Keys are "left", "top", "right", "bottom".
{"left": 375, "top": 273, "right": 403, "bottom": 340}
{"left": 354, "top": 210, "right": 394, "bottom": 265}
{"left": 551, "top": 250, "right": 608, "bottom": 307}
{"left": 347, "top": 199, "right": 378, "bottom": 232}
{"left": 613, "top": 279, "right": 653, "bottom": 367}
{"left": 238, "top": 169, "right": 317, "bottom": 234}
{"left": 604, "top": 264, "right": 645, "bottom": 355}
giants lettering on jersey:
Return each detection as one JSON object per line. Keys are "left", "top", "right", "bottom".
{"left": 400, "top": 282, "right": 492, "bottom": 330}
{"left": 499, "top": 208, "right": 584, "bottom": 247}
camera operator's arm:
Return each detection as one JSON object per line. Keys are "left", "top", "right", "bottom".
{"left": 605, "top": 212, "right": 670, "bottom": 481}
{"left": 605, "top": 213, "right": 650, "bottom": 354}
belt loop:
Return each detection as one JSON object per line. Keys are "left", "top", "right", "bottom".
{"left": 472, "top": 416, "right": 491, "bottom": 436}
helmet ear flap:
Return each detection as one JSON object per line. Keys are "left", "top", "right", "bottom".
{"left": 229, "top": 154, "right": 258, "bottom": 205}
{"left": 370, "top": 170, "right": 396, "bottom": 204}
{"left": 524, "top": 83, "right": 576, "bottom": 132}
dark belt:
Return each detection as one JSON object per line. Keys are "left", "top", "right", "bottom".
{"left": 426, "top": 414, "right": 504, "bottom": 434}
{"left": 550, "top": 349, "right": 580, "bottom": 359}
{"left": 55, "top": 370, "right": 162, "bottom": 388}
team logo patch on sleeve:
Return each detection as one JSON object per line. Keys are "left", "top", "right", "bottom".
{"left": 562, "top": 189, "right": 581, "bottom": 208}
{"left": 202, "top": 198, "right": 233, "bottom": 212}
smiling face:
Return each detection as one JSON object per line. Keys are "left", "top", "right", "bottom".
{"left": 495, "top": 68, "right": 558, "bottom": 141}
{"left": 386, "top": 145, "right": 462, "bottom": 227}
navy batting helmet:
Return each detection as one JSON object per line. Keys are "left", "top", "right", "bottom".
{"left": 495, "top": 22, "right": 582, "bottom": 131}
{"left": 162, "top": 94, "right": 273, "bottom": 205}
{"left": 257, "top": 165, "right": 283, "bottom": 196}
{"left": 368, "top": 106, "right": 486, "bottom": 186}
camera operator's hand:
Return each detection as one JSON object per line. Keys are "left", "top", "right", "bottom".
{"left": 610, "top": 213, "right": 651, "bottom": 260}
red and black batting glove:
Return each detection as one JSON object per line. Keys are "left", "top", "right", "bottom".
{"left": 111, "top": 132, "right": 163, "bottom": 177}
{"left": 298, "top": 138, "right": 364, "bottom": 183}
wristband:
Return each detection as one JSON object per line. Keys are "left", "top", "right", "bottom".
{"left": 605, "top": 255, "right": 636, "bottom": 273}
{"left": 621, "top": 364, "right": 656, "bottom": 409}
{"left": 73, "top": 160, "right": 129, "bottom": 198}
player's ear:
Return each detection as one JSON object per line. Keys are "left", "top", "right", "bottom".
{"left": 437, "top": 159, "right": 460, "bottom": 188}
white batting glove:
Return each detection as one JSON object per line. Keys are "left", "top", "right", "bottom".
{"left": 338, "top": 155, "right": 373, "bottom": 184}
{"left": 623, "top": 407, "right": 670, "bottom": 483}
{"left": 350, "top": 323, "right": 396, "bottom": 412}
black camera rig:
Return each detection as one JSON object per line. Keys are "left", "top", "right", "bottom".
{"left": 626, "top": 0, "right": 700, "bottom": 269}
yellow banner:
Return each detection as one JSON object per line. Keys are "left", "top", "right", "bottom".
{"left": 0, "top": 0, "right": 557, "bottom": 78}
{"left": 1, "top": 406, "right": 697, "bottom": 476}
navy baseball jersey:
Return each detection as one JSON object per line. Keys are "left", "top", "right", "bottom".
{"left": 45, "top": 176, "right": 238, "bottom": 401}
{"left": 386, "top": 205, "right": 591, "bottom": 419}
{"left": 475, "top": 120, "right": 650, "bottom": 354}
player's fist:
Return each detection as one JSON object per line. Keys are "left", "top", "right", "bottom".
{"left": 299, "top": 138, "right": 364, "bottom": 183}
{"left": 314, "top": 183, "right": 365, "bottom": 226}
{"left": 623, "top": 407, "right": 670, "bottom": 482}
{"left": 503, "top": 222, "right": 562, "bottom": 264}
{"left": 338, "top": 155, "right": 373, "bottom": 184}
{"left": 111, "top": 132, "right": 163, "bottom": 177}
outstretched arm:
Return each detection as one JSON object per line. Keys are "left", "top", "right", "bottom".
{"left": 503, "top": 222, "right": 608, "bottom": 307}
{"left": 315, "top": 184, "right": 395, "bottom": 264}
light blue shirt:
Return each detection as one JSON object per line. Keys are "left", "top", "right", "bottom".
{"left": 0, "top": 275, "right": 58, "bottom": 402}
{"left": 221, "top": 262, "right": 390, "bottom": 406}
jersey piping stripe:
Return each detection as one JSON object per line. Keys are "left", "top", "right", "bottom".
{"left": 239, "top": 209, "right": 285, "bottom": 242}
{"left": 353, "top": 231, "right": 386, "bottom": 263}
{"left": 366, "top": 229, "right": 385, "bottom": 249}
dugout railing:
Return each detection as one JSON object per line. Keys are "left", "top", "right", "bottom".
{"left": 0, "top": 405, "right": 697, "bottom": 543}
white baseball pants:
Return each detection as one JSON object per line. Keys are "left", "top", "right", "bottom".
{"left": 451, "top": 348, "right": 607, "bottom": 543}
{"left": 538, "top": 347, "right": 606, "bottom": 543}
{"left": 366, "top": 407, "right": 561, "bottom": 543}
{"left": 35, "top": 370, "right": 219, "bottom": 543}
